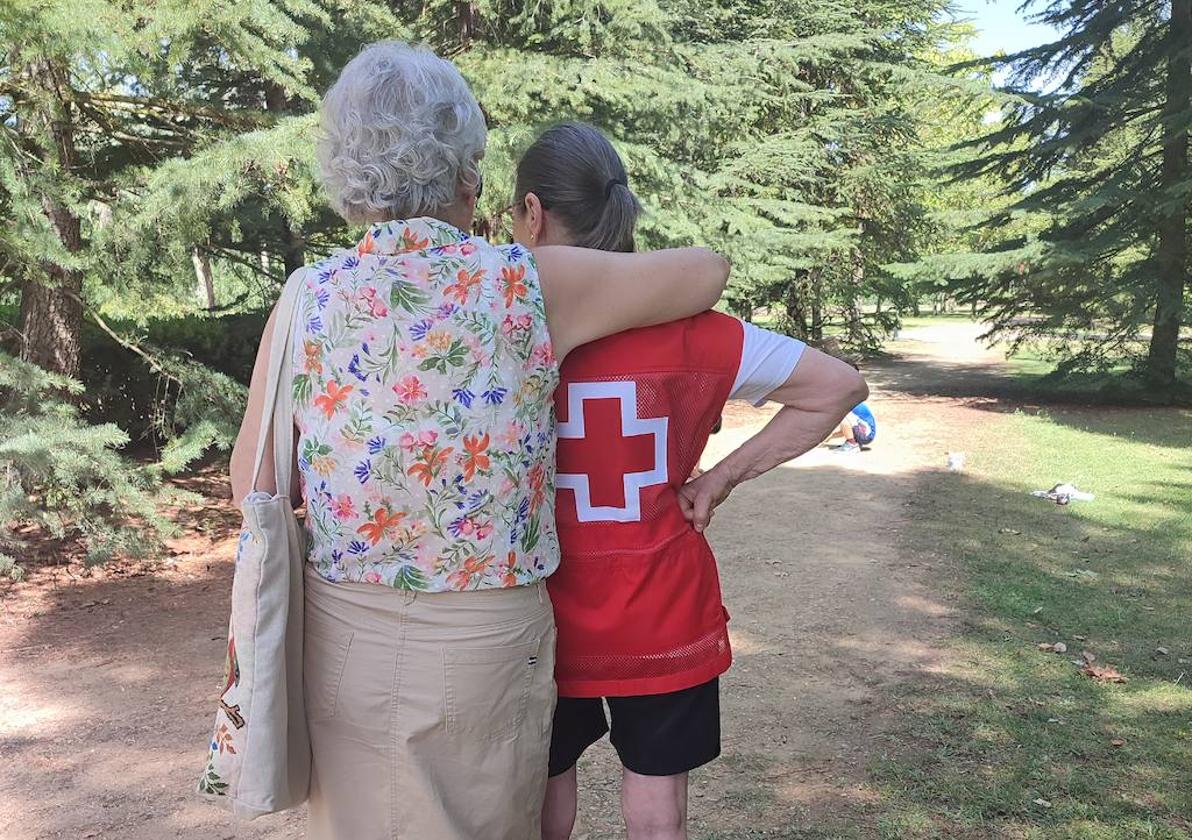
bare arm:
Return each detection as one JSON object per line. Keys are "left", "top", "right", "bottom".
{"left": 678, "top": 349, "right": 868, "bottom": 532}
{"left": 534, "top": 246, "right": 729, "bottom": 360}
{"left": 230, "top": 246, "right": 727, "bottom": 503}
{"left": 229, "top": 307, "right": 300, "bottom": 507}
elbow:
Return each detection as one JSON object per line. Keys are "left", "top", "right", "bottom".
{"left": 848, "top": 370, "right": 870, "bottom": 408}
{"left": 696, "top": 249, "right": 730, "bottom": 309}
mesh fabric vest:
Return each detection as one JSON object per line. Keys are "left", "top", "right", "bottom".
{"left": 549, "top": 311, "right": 744, "bottom": 697}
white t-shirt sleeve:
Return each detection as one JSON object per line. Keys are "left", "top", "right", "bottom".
{"left": 729, "top": 320, "right": 807, "bottom": 406}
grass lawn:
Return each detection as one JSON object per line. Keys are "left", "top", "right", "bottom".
{"left": 875, "top": 406, "right": 1192, "bottom": 839}
{"left": 894, "top": 316, "right": 1190, "bottom": 404}
{"left": 1006, "top": 356, "right": 1192, "bottom": 406}
{"left": 898, "top": 313, "right": 985, "bottom": 330}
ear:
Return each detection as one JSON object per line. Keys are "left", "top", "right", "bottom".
{"left": 523, "top": 192, "right": 546, "bottom": 242}
{"left": 458, "top": 179, "right": 479, "bottom": 215}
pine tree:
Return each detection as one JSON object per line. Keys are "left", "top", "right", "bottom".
{"left": 957, "top": 0, "right": 1191, "bottom": 388}
{"left": 886, "top": 29, "right": 1022, "bottom": 316}
{"left": 373, "top": 1, "right": 960, "bottom": 353}
{"left": 0, "top": 0, "right": 994, "bottom": 568}
{"left": 0, "top": 351, "right": 178, "bottom": 579}
{"left": 661, "top": 0, "right": 957, "bottom": 350}
{"left": 99, "top": 0, "right": 966, "bottom": 358}
{"left": 102, "top": 1, "right": 406, "bottom": 318}
{"left": 0, "top": 1, "right": 398, "bottom": 563}
{"left": 0, "top": 0, "right": 336, "bottom": 375}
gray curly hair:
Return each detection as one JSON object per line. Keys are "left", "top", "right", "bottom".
{"left": 317, "top": 42, "right": 487, "bottom": 224}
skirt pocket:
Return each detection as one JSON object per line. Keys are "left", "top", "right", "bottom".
{"left": 304, "top": 624, "right": 354, "bottom": 723}
{"left": 444, "top": 639, "right": 544, "bottom": 743}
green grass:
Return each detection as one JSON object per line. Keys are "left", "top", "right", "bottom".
{"left": 1002, "top": 348, "right": 1192, "bottom": 405}
{"left": 874, "top": 406, "right": 1192, "bottom": 839}
{"left": 1006, "top": 347, "right": 1144, "bottom": 395}
{"left": 888, "top": 317, "right": 1192, "bottom": 404}
{"left": 898, "top": 313, "right": 984, "bottom": 330}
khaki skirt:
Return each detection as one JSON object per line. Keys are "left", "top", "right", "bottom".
{"left": 304, "top": 567, "right": 557, "bottom": 839}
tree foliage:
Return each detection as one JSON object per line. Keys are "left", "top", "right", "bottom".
{"left": 950, "top": 0, "right": 1191, "bottom": 387}
{"left": 22, "top": 0, "right": 1173, "bottom": 565}
{"left": 0, "top": 352, "right": 178, "bottom": 580}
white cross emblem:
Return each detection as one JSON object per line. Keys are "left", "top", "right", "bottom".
{"left": 556, "top": 381, "right": 669, "bottom": 523}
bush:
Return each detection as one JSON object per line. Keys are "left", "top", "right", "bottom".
{"left": 0, "top": 352, "right": 182, "bottom": 580}
{"left": 80, "top": 311, "right": 261, "bottom": 450}
{"left": 153, "top": 352, "right": 250, "bottom": 473}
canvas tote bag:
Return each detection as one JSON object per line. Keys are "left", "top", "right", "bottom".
{"left": 197, "top": 269, "right": 310, "bottom": 818}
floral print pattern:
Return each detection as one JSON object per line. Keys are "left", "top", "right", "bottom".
{"left": 292, "top": 218, "right": 560, "bottom": 591}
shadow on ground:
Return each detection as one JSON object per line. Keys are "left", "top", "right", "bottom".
{"left": 1, "top": 459, "right": 954, "bottom": 840}
{"left": 0, "top": 543, "right": 305, "bottom": 839}
{"left": 616, "top": 469, "right": 1191, "bottom": 840}
{"left": 2, "top": 359, "right": 1187, "bottom": 839}
{"left": 865, "top": 464, "right": 1192, "bottom": 840}
{"left": 868, "top": 339, "right": 1192, "bottom": 413}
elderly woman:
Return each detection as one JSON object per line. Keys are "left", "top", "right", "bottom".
{"left": 228, "top": 42, "right": 728, "bottom": 840}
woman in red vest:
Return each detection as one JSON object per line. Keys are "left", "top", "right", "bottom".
{"left": 511, "top": 124, "right": 868, "bottom": 840}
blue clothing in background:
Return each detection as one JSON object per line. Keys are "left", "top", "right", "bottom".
{"left": 846, "top": 402, "right": 876, "bottom": 445}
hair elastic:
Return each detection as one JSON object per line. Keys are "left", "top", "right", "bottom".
{"left": 604, "top": 177, "right": 627, "bottom": 198}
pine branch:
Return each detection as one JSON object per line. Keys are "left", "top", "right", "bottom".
{"left": 76, "top": 91, "right": 271, "bottom": 130}
{"left": 68, "top": 290, "right": 184, "bottom": 389}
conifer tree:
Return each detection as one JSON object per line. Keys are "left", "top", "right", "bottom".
{"left": 664, "top": 0, "right": 955, "bottom": 350}
{"left": 0, "top": 0, "right": 343, "bottom": 374}
{"left": 957, "top": 0, "right": 1191, "bottom": 388}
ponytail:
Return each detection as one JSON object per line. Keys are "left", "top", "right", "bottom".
{"left": 588, "top": 180, "right": 638, "bottom": 253}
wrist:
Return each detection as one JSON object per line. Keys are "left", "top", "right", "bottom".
{"left": 711, "top": 458, "right": 746, "bottom": 489}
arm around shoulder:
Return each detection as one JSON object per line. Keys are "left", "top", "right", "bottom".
{"left": 535, "top": 246, "right": 729, "bottom": 360}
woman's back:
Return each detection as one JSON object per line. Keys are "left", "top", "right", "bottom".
{"left": 224, "top": 46, "right": 730, "bottom": 840}
{"left": 291, "top": 217, "right": 560, "bottom": 591}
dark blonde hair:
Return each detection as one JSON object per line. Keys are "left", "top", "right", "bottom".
{"left": 514, "top": 123, "right": 642, "bottom": 252}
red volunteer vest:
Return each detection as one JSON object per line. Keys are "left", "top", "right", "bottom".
{"left": 548, "top": 311, "right": 744, "bottom": 697}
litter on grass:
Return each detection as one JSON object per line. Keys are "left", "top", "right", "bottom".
{"left": 1082, "top": 663, "right": 1127, "bottom": 683}
{"left": 1031, "top": 483, "right": 1095, "bottom": 505}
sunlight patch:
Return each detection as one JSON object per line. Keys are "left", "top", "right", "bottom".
{"left": 0, "top": 691, "right": 79, "bottom": 737}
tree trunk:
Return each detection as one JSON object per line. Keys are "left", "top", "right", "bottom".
{"left": 18, "top": 58, "right": 84, "bottom": 378}
{"left": 457, "top": 2, "right": 477, "bottom": 48}
{"left": 264, "top": 82, "right": 305, "bottom": 278}
{"left": 845, "top": 252, "right": 865, "bottom": 348}
{"left": 19, "top": 272, "right": 82, "bottom": 378}
{"left": 1147, "top": 0, "right": 1190, "bottom": 387}
{"left": 193, "top": 247, "right": 216, "bottom": 309}
{"left": 280, "top": 233, "right": 304, "bottom": 278}
{"left": 810, "top": 275, "right": 824, "bottom": 343}
{"left": 784, "top": 277, "right": 810, "bottom": 340}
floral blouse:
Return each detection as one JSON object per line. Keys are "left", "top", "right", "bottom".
{"left": 291, "top": 218, "right": 560, "bottom": 591}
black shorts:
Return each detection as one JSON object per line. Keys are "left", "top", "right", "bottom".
{"left": 547, "top": 678, "right": 720, "bottom": 778}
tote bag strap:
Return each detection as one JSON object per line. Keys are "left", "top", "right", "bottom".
{"left": 249, "top": 268, "right": 307, "bottom": 496}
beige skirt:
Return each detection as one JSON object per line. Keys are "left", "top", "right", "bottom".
{"left": 303, "top": 567, "right": 557, "bottom": 840}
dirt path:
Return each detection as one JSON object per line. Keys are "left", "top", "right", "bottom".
{"left": 0, "top": 323, "right": 1013, "bottom": 839}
